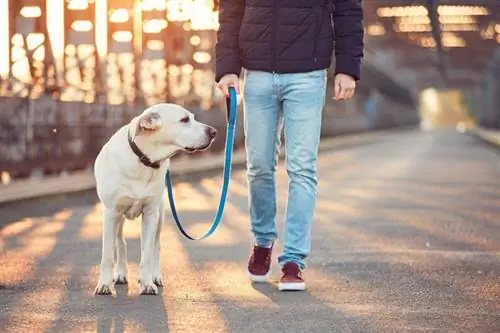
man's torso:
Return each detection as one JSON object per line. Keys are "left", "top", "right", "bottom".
{"left": 239, "top": 0, "right": 335, "bottom": 74}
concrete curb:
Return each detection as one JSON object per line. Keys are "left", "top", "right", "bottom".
{"left": 0, "top": 128, "right": 411, "bottom": 205}
{"left": 466, "top": 126, "right": 500, "bottom": 147}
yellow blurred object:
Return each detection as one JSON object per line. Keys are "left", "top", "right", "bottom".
{"left": 419, "top": 88, "right": 475, "bottom": 130}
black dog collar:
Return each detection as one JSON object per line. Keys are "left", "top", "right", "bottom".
{"left": 127, "top": 131, "right": 161, "bottom": 169}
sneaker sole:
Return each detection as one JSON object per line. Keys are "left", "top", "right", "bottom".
{"left": 248, "top": 270, "right": 271, "bottom": 283}
{"left": 278, "top": 281, "right": 306, "bottom": 291}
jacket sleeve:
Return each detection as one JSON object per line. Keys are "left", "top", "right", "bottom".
{"left": 215, "top": 0, "right": 245, "bottom": 83}
{"left": 333, "top": 0, "right": 364, "bottom": 81}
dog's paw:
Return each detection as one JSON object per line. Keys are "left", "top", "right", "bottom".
{"left": 153, "top": 275, "right": 164, "bottom": 287}
{"left": 114, "top": 274, "right": 128, "bottom": 285}
{"left": 94, "top": 283, "right": 114, "bottom": 296}
{"left": 139, "top": 281, "right": 158, "bottom": 295}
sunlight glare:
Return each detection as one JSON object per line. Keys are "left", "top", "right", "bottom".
{"left": 143, "top": 19, "right": 168, "bottom": 33}
{"left": 193, "top": 51, "right": 211, "bottom": 64}
{"left": 67, "top": 0, "right": 89, "bottom": 11}
{"left": 110, "top": 9, "right": 130, "bottom": 23}
{"left": 190, "top": 35, "right": 201, "bottom": 46}
{"left": 141, "top": 0, "right": 167, "bottom": 11}
{"left": 95, "top": 0, "right": 107, "bottom": 60}
{"left": 20, "top": 6, "right": 42, "bottom": 18}
{"left": 71, "top": 20, "right": 94, "bottom": 32}
{"left": 113, "top": 31, "right": 133, "bottom": 43}
{"left": 146, "top": 40, "right": 164, "bottom": 50}
{"left": 0, "top": 0, "right": 9, "bottom": 79}
{"left": 3, "top": 0, "right": 221, "bottom": 103}
{"left": 47, "top": 0, "right": 64, "bottom": 84}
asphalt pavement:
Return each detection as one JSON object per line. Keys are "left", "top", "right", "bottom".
{"left": 0, "top": 128, "right": 499, "bottom": 333}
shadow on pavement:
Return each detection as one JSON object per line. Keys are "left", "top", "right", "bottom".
{"left": 0, "top": 129, "right": 499, "bottom": 332}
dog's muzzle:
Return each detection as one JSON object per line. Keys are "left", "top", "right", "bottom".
{"left": 184, "top": 126, "right": 217, "bottom": 153}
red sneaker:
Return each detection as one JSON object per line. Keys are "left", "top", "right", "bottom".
{"left": 247, "top": 243, "right": 273, "bottom": 282}
{"left": 278, "top": 262, "right": 306, "bottom": 291}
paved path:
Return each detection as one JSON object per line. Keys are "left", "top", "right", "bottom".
{"left": 0, "top": 129, "right": 499, "bottom": 333}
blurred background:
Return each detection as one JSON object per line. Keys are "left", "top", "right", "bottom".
{"left": 0, "top": 4, "right": 499, "bottom": 331}
{"left": 0, "top": 0, "right": 498, "bottom": 181}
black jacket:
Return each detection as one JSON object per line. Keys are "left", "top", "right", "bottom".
{"left": 215, "top": 0, "right": 364, "bottom": 82}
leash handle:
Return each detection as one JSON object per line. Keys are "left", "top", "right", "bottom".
{"left": 166, "top": 86, "right": 238, "bottom": 240}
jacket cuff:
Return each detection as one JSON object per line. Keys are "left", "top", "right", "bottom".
{"left": 334, "top": 55, "right": 361, "bottom": 81}
{"left": 215, "top": 58, "right": 242, "bottom": 83}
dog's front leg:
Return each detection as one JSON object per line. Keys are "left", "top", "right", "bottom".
{"left": 139, "top": 205, "right": 159, "bottom": 295}
{"left": 95, "top": 208, "right": 119, "bottom": 295}
{"left": 114, "top": 216, "right": 128, "bottom": 284}
{"left": 152, "top": 200, "right": 165, "bottom": 287}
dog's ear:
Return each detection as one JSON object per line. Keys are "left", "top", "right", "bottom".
{"left": 136, "top": 111, "right": 163, "bottom": 135}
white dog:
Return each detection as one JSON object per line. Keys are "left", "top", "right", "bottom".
{"left": 93, "top": 103, "right": 216, "bottom": 295}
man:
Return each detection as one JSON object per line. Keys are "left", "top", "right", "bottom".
{"left": 215, "top": 0, "right": 364, "bottom": 291}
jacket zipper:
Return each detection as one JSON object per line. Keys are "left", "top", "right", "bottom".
{"left": 271, "top": 0, "right": 278, "bottom": 71}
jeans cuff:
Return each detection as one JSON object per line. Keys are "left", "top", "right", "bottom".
{"left": 278, "top": 258, "right": 306, "bottom": 270}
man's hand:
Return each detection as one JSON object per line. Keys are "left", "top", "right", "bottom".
{"left": 333, "top": 73, "right": 356, "bottom": 101}
{"left": 216, "top": 74, "right": 240, "bottom": 97}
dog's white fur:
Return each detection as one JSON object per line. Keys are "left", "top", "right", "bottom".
{"left": 93, "top": 103, "right": 216, "bottom": 295}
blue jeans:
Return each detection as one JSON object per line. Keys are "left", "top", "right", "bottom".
{"left": 242, "top": 69, "right": 327, "bottom": 270}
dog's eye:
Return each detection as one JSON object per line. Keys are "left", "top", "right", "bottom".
{"left": 180, "top": 116, "right": 190, "bottom": 123}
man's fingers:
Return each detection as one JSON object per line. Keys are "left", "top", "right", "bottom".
{"left": 332, "top": 74, "right": 357, "bottom": 101}
{"left": 217, "top": 80, "right": 240, "bottom": 97}
{"left": 218, "top": 83, "right": 229, "bottom": 97}
{"left": 345, "top": 88, "right": 354, "bottom": 100}
{"left": 230, "top": 81, "right": 240, "bottom": 95}
{"left": 335, "top": 82, "right": 356, "bottom": 101}
{"left": 338, "top": 85, "right": 348, "bottom": 100}
{"left": 333, "top": 80, "right": 341, "bottom": 100}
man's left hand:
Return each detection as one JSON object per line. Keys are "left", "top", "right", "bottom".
{"left": 333, "top": 73, "right": 356, "bottom": 101}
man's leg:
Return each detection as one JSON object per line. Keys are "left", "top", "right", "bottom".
{"left": 243, "top": 70, "right": 283, "bottom": 282}
{"left": 278, "top": 69, "right": 327, "bottom": 290}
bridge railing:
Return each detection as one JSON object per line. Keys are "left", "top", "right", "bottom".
{"left": 0, "top": 76, "right": 418, "bottom": 181}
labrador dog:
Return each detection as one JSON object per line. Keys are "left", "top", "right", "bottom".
{"left": 93, "top": 103, "right": 216, "bottom": 295}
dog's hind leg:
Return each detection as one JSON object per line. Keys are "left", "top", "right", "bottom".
{"left": 114, "top": 216, "right": 128, "bottom": 284}
{"left": 95, "top": 208, "right": 119, "bottom": 295}
{"left": 139, "top": 204, "right": 159, "bottom": 295}
{"left": 152, "top": 199, "right": 165, "bottom": 287}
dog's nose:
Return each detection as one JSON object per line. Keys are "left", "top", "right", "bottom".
{"left": 206, "top": 126, "right": 217, "bottom": 139}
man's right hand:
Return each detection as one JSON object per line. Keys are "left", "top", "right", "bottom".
{"left": 216, "top": 74, "right": 240, "bottom": 97}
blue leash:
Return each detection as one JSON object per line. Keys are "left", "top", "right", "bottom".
{"left": 165, "top": 87, "right": 238, "bottom": 240}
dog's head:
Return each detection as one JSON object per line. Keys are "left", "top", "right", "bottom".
{"left": 133, "top": 103, "right": 217, "bottom": 154}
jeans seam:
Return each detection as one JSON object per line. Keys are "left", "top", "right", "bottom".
{"left": 266, "top": 93, "right": 280, "bottom": 245}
